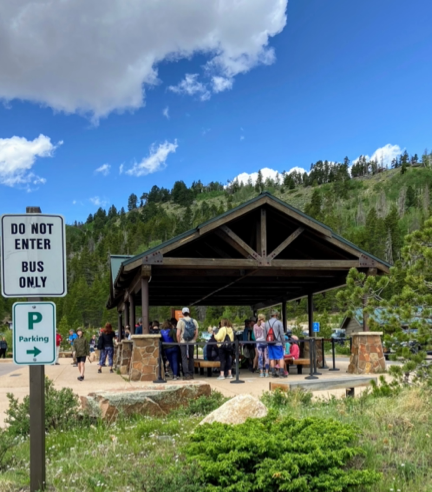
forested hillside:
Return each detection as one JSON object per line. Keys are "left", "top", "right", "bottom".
{"left": 2, "top": 148, "right": 432, "bottom": 334}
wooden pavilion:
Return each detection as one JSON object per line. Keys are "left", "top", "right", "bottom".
{"left": 107, "top": 192, "right": 390, "bottom": 336}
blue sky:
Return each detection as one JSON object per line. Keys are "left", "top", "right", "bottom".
{"left": 0, "top": 0, "right": 431, "bottom": 223}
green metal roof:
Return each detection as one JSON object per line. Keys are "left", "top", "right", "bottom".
{"left": 120, "top": 191, "right": 391, "bottom": 270}
{"left": 110, "top": 255, "right": 133, "bottom": 285}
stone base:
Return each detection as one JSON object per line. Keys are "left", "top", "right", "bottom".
{"left": 130, "top": 335, "right": 161, "bottom": 382}
{"left": 120, "top": 340, "right": 133, "bottom": 375}
{"left": 302, "top": 338, "right": 325, "bottom": 368}
{"left": 347, "top": 332, "right": 386, "bottom": 374}
{"left": 80, "top": 381, "right": 211, "bottom": 421}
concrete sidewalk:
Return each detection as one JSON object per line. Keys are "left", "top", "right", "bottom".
{"left": 0, "top": 358, "right": 382, "bottom": 427}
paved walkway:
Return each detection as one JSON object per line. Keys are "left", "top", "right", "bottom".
{"left": 0, "top": 356, "right": 382, "bottom": 428}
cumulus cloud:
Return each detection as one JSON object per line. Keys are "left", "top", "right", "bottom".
{"left": 212, "top": 76, "right": 234, "bottom": 93}
{"left": 125, "top": 140, "right": 178, "bottom": 177}
{"left": 89, "top": 196, "right": 108, "bottom": 207}
{"left": 94, "top": 163, "right": 111, "bottom": 176}
{"left": 119, "top": 164, "right": 124, "bottom": 175}
{"left": 353, "top": 144, "right": 403, "bottom": 168}
{"left": 162, "top": 106, "right": 170, "bottom": 119}
{"left": 0, "top": 134, "right": 58, "bottom": 188}
{"left": 0, "top": 1, "right": 287, "bottom": 119}
{"left": 231, "top": 166, "right": 307, "bottom": 186}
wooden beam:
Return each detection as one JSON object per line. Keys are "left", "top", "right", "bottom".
{"left": 160, "top": 258, "right": 359, "bottom": 269}
{"left": 130, "top": 265, "right": 152, "bottom": 294}
{"left": 214, "top": 229, "right": 254, "bottom": 259}
{"left": 267, "top": 227, "right": 305, "bottom": 261}
{"left": 220, "top": 225, "right": 260, "bottom": 260}
{"left": 263, "top": 196, "right": 332, "bottom": 237}
{"left": 260, "top": 209, "right": 267, "bottom": 257}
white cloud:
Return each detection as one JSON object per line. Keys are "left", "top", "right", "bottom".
{"left": 72, "top": 200, "right": 77, "bottom": 205}
{"left": 240, "top": 135, "right": 245, "bottom": 141}
{"left": 0, "top": 134, "right": 58, "bottom": 188}
{"left": 288, "top": 166, "right": 308, "bottom": 175}
{"left": 231, "top": 166, "right": 308, "bottom": 186}
{"left": 125, "top": 140, "right": 178, "bottom": 177}
{"left": 353, "top": 144, "right": 403, "bottom": 168}
{"left": 212, "top": 76, "right": 234, "bottom": 93}
{"left": 162, "top": 106, "right": 170, "bottom": 119}
{"left": 89, "top": 196, "right": 108, "bottom": 207}
{"left": 94, "top": 163, "right": 111, "bottom": 176}
{"left": 119, "top": 163, "right": 124, "bottom": 175}
{"left": 0, "top": 1, "right": 287, "bottom": 119}
{"left": 169, "top": 74, "right": 211, "bottom": 101}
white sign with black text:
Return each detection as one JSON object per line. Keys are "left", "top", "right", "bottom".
{"left": 1, "top": 214, "right": 67, "bottom": 297}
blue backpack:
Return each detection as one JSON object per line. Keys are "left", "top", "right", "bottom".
{"left": 182, "top": 318, "right": 196, "bottom": 342}
{"left": 160, "top": 329, "right": 174, "bottom": 344}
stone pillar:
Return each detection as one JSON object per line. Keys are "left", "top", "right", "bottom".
{"left": 114, "top": 343, "right": 122, "bottom": 369}
{"left": 347, "top": 332, "right": 386, "bottom": 374}
{"left": 119, "top": 340, "right": 133, "bottom": 375}
{"left": 302, "top": 338, "right": 323, "bottom": 367}
{"left": 130, "top": 335, "right": 161, "bottom": 382}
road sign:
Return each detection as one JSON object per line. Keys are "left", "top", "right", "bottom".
{"left": 313, "top": 322, "right": 320, "bottom": 333}
{"left": 1, "top": 214, "right": 67, "bottom": 298}
{"left": 13, "top": 302, "right": 56, "bottom": 365}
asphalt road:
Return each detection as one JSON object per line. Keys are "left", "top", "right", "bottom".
{"left": 0, "top": 362, "right": 19, "bottom": 377}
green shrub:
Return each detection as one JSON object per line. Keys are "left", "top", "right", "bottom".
{"left": 185, "top": 413, "right": 380, "bottom": 491}
{"left": 172, "top": 390, "right": 228, "bottom": 417}
{"left": 261, "top": 388, "right": 312, "bottom": 409}
{"left": 0, "top": 429, "right": 19, "bottom": 471}
{"left": 5, "top": 377, "right": 82, "bottom": 437}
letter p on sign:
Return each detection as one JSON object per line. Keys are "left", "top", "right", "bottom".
{"left": 28, "top": 312, "right": 43, "bottom": 330}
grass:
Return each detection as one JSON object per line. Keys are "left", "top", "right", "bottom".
{"left": 1, "top": 386, "right": 431, "bottom": 491}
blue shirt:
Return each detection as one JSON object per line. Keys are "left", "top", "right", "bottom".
{"left": 68, "top": 333, "right": 77, "bottom": 344}
{"left": 135, "top": 325, "right": 143, "bottom": 335}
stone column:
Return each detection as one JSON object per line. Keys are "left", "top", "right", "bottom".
{"left": 119, "top": 340, "right": 133, "bottom": 375}
{"left": 302, "top": 338, "right": 322, "bottom": 367}
{"left": 130, "top": 335, "right": 161, "bottom": 382}
{"left": 347, "top": 332, "right": 386, "bottom": 374}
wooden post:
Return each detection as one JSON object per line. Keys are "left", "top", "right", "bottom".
{"left": 282, "top": 300, "right": 287, "bottom": 332}
{"left": 308, "top": 293, "right": 314, "bottom": 338}
{"left": 141, "top": 277, "right": 150, "bottom": 334}
{"left": 26, "top": 207, "right": 46, "bottom": 492}
{"left": 124, "top": 302, "right": 130, "bottom": 331}
{"left": 118, "top": 312, "right": 123, "bottom": 341}
{"left": 363, "top": 268, "right": 377, "bottom": 332}
{"left": 129, "top": 294, "right": 135, "bottom": 333}
{"left": 260, "top": 208, "right": 267, "bottom": 258}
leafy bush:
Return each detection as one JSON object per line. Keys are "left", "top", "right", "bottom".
{"left": 185, "top": 413, "right": 380, "bottom": 491}
{"left": 172, "top": 390, "right": 228, "bottom": 417}
{"left": 5, "top": 377, "right": 82, "bottom": 437}
{"left": 0, "top": 429, "right": 19, "bottom": 471}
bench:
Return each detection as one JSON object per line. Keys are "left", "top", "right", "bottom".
{"left": 194, "top": 359, "right": 221, "bottom": 377}
{"left": 270, "top": 375, "right": 378, "bottom": 397}
{"left": 286, "top": 358, "right": 310, "bottom": 375}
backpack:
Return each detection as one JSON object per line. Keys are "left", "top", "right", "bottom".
{"left": 182, "top": 318, "right": 196, "bottom": 342}
{"left": 161, "top": 329, "right": 174, "bottom": 344}
{"left": 266, "top": 322, "right": 275, "bottom": 343}
{"left": 221, "top": 331, "right": 234, "bottom": 352}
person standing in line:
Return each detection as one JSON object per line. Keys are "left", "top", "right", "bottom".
{"left": 68, "top": 329, "right": 78, "bottom": 367}
{"left": 0, "top": 337, "right": 7, "bottom": 358}
{"left": 160, "top": 320, "right": 180, "bottom": 380}
{"left": 54, "top": 332, "right": 62, "bottom": 365}
{"left": 89, "top": 334, "right": 97, "bottom": 363}
{"left": 98, "top": 323, "right": 116, "bottom": 374}
{"left": 176, "top": 308, "right": 198, "bottom": 380}
{"left": 135, "top": 320, "right": 143, "bottom": 335}
{"left": 265, "top": 310, "right": 287, "bottom": 378}
{"left": 73, "top": 329, "right": 89, "bottom": 381}
{"left": 254, "top": 314, "right": 269, "bottom": 378}
{"left": 214, "top": 318, "right": 234, "bottom": 380}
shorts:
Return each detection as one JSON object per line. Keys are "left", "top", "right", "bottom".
{"left": 76, "top": 356, "right": 86, "bottom": 363}
{"left": 268, "top": 345, "right": 284, "bottom": 361}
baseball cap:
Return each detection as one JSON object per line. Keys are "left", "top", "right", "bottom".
{"left": 182, "top": 307, "right": 190, "bottom": 314}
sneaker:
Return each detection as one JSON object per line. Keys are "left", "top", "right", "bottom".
{"left": 260, "top": 372, "right": 264, "bottom": 378}
{"left": 217, "top": 376, "right": 225, "bottom": 380}
{"left": 98, "top": 369, "right": 102, "bottom": 374}
{"left": 280, "top": 371, "right": 287, "bottom": 378}
{"left": 55, "top": 362, "right": 60, "bottom": 365}
{"left": 77, "top": 376, "right": 84, "bottom": 381}
{"left": 110, "top": 369, "right": 114, "bottom": 373}
{"left": 173, "top": 376, "right": 178, "bottom": 381}
{"left": 227, "top": 375, "right": 233, "bottom": 379}
{"left": 272, "top": 370, "right": 279, "bottom": 378}
{"left": 265, "top": 372, "right": 270, "bottom": 378}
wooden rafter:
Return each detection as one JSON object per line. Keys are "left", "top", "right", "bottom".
{"left": 267, "top": 227, "right": 305, "bottom": 260}
{"left": 214, "top": 229, "right": 253, "bottom": 259}
{"left": 219, "top": 225, "right": 260, "bottom": 260}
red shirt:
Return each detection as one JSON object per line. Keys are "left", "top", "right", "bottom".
{"left": 290, "top": 344, "right": 300, "bottom": 359}
{"left": 56, "top": 334, "right": 62, "bottom": 347}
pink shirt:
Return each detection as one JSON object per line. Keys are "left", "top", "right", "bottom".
{"left": 289, "top": 344, "right": 300, "bottom": 359}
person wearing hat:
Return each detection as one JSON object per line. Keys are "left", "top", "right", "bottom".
{"left": 176, "top": 307, "right": 199, "bottom": 380}
{"left": 73, "top": 328, "right": 90, "bottom": 381}
{"left": 265, "top": 310, "right": 287, "bottom": 378}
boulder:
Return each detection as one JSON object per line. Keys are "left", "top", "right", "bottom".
{"left": 81, "top": 381, "right": 211, "bottom": 421}
{"left": 200, "top": 394, "right": 267, "bottom": 426}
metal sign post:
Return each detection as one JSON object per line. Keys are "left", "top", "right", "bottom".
{"left": 1, "top": 206, "right": 67, "bottom": 492}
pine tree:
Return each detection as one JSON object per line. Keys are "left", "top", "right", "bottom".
{"left": 255, "top": 170, "right": 263, "bottom": 193}
{"left": 127, "top": 193, "right": 138, "bottom": 211}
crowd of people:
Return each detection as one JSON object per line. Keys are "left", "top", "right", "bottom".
{"left": 61, "top": 307, "right": 300, "bottom": 382}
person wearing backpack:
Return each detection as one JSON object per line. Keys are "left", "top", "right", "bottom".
{"left": 214, "top": 318, "right": 234, "bottom": 380}
{"left": 265, "top": 310, "right": 287, "bottom": 378}
{"left": 161, "top": 320, "right": 180, "bottom": 380}
{"left": 254, "top": 314, "right": 269, "bottom": 378}
{"left": 176, "top": 308, "right": 199, "bottom": 380}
